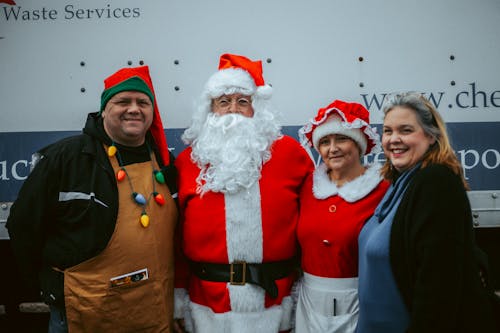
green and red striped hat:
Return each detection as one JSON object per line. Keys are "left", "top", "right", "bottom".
{"left": 100, "top": 66, "right": 170, "bottom": 166}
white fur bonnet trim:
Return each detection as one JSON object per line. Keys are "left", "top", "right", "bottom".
{"left": 311, "top": 116, "right": 368, "bottom": 155}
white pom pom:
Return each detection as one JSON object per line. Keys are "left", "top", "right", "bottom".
{"left": 254, "top": 84, "right": 273, "bottom": 100}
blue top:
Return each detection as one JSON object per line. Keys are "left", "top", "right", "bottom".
{"left": 356, "top": 166, "right": 419, "bottom": 333}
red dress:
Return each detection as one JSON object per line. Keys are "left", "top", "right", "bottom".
{"left": 295, "top": 163, "right": 389, "bottom": 333}
{"left": 297, "top": 163, "right": 389, "bottom": 278}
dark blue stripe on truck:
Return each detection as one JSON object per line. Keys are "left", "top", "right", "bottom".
{"left": 1, "top": 122, "right": 499, "bottom": 201}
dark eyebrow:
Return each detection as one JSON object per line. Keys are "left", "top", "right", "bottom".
{"left": 112, "top": 96, "right": 151, "bottom": 103}
{"left": 113, "top": 97, "right": 131, "bottom": 102}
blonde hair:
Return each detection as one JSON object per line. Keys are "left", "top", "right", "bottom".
{"left": 380, "top": 92, "right": 468, "bottom": 189}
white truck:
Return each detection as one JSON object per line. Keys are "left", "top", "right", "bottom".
{"left": 1, "top": 0, "right": 499, "bottom": 329}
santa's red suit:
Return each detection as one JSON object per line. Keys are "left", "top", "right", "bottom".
{"left": 175, "top": 135, "right": 313, "bottom": 332}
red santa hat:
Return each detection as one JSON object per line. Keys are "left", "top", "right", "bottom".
{"left": 101, "top": 66, "right": 170, "bottom": 166}
{"left": 203, "top": 53, "right": 273, "bottom": 100}
{"left": 299, "top": 100, "right": 380, "bottom": 157}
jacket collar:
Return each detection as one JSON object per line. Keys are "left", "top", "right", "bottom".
{"left": 313, "top": 162, "right": 383, "bottom": 202}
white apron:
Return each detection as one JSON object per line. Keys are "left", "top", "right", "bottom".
{"left": 295, "top": 273, "right": 358, "bottom": 333}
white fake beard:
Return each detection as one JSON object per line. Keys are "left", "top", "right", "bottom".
{"left": 190, "top": 113, "right": 278, "bottom": 195}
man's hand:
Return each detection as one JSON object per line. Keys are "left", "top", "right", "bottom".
{"left": 173, "top": 318, "right": 186, "bottom": 333}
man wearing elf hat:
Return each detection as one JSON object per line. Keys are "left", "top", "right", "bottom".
{"left": 7, "top": 66, "right": 178, "bottom": 332}
{"left": 173, "top": 54, "right": 314, "bottom": 333}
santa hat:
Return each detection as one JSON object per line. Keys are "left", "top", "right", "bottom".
{"left": 181, "top": 54, "right": 280, "bottom": 145}
{"left": 299, "top": 100, "right": 381, "bottom": 157}
{"left": 100, "top": 66, "right": 170, "bottom": 166}
{"left": 203, "top": 53, "right": 273, "bottom": 100}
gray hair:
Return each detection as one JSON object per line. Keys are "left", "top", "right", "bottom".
{"left": 382, "top": 92, "right": 441, "bottom": 141}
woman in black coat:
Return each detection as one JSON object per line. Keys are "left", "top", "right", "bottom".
{"left": 357, "top": 92, "right": 497, "bottom": 333}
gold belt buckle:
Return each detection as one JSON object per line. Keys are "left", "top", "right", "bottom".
{"left": 229, "top": 261, "right": 246, "bottom": 285}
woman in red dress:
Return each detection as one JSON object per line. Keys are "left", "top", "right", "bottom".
{"left": 296, "top": 100, "right": 389, "bottom": 333}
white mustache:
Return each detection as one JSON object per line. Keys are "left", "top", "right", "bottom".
{"left": 207, "top": 114, "right": 246, "bottom": 133}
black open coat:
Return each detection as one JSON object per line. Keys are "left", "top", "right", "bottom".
{"left": 390, "top": 164, "right": 496, "bottom": 332}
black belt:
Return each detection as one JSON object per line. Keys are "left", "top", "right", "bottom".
{"left": 190, "top": 259, "right": 297, "bottom": 299}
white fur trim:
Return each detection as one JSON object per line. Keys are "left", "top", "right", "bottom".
{"left": 312, "top": 116, "right": 367, "bottom": 155}
{"left": 228, "top": 284, "right": 265, "bottom": 312}
{"left": 204, "top": 68, "right": 257, "bottom": 99}
{"left": 188, "top": 296, "right": 293, "bottom": 332}
{"left": 174, "top": 288, "right": 190, "bottom": 319}
{"left": 254, "top": 84, "right": 273, "bottom": 100}
{"left": 313, "top": 163, "right": 383, "bottom": 202}
{"left": 298, "top": 106, "right": 382, "bottom": 156}
{"left": 224, "top": 182, "right": 266, "bottom": 317}
{"left": 224, "top": 182, "right": 263, "bottom": 263}
{"left": 279, "top": 295, "right": 294, "bottom": 330}
{"left": 175, "top": 288, "right": 194, "bottom": 332}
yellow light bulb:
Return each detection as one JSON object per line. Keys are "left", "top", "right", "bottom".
{"left": 140, "top": 214, "right": 150, "bottom": 228}
{"left": 108, "top": 145, "right": 117, "bottom": 157}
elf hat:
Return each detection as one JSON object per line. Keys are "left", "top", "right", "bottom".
{"left": 100, "top": 77, "right": 154, "bottom": 112}
{"left": 298, "top": 100, "right": 381, "bottom": 157}
{"left": 100, "top": 66, "right": 170, "bottom": 166}
{"left": 203, "top": 53, "right": 273, "bottom": 100}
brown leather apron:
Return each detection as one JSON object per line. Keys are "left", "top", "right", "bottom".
{"left": 63, "top": 151, "right": 177, "bottom": 332}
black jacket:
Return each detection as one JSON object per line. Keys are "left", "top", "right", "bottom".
{"left": 6, "top": 112, "right": 176, "bottom": 305}
{"left": 390, "top": 164, "right": 496, "bottom": 333}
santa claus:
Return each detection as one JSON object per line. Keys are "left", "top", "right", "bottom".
{"left": 173, "top": 54, "right": 314, "bottom": 333}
